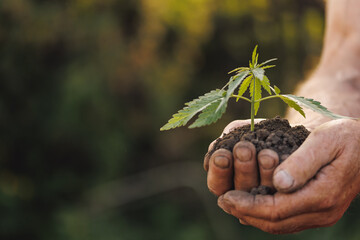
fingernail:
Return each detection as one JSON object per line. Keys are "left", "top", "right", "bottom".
{"left": 259, "top": 155, "right": 275, "bottom": 169}
{"left": 235, "top": 146, "right": 252, "bottom": 162}
{"left": 218, "top": 196, "right": 233, "bottom": 214}
{"left": 214, "top": 156, "right": 230, "bottom": 169}
{"left": 274, "top": 170, "right": 294, "bottom": 190}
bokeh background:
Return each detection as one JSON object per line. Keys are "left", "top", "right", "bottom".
{"left": 1, "top": 0, "right": 360, "bottom": 239}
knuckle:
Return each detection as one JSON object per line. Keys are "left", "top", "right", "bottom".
{"left": 236, "top": 164, "right": 255, "bottom": 175}
{"left": 320, "top": 197, "right": 336, "bottom": 209}
{"left": 319, "top": 195, "right": 337, "bottom": 210}
{"left": 319, "top": 119, "right": 360, "bottom": 138}
{"left": 334, "top": 119, "right": 358, "bottom": 135}
{"left": 311, "top": 126, "right": 326, "bottom": 138}
{"left": 253, "top": 194, "right": 269, "bottom": 208}
{"left": 270, "top": 208, "right": 282, "bottom": 222}
{"left": 261, "top": 223, "right": 280, "bottom": 234}
{"left": 208, "top": 185, "right": 221, "bottom": 196}
{"left": 336, "top": 118, "right": 358, "bottom": 126}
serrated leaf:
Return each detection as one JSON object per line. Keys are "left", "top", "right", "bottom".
{"left": 160, "top": 89, "right": 225, "bottom": 130}
{"left": 250, "top": 78, "right": 262, "bottom": 116}
{"left": 226, "top": 71, "right": 250, "bottom": 99}
{"left": 279, "top": 95, "right": 305, "bottom": 117}
{"left": 189, "top": 99, "right": 226, "bottom": 128}
{"left": 254, "top": 78, "right": 262, "bottom": 115}
{"left": 228, "top": 67, "right": 249, "bottom": 74}
{"left": 262, "top": 65, "right": 276, "bottom": 69}
{"left": 261, "top": 76, "right": 272, "bottom": 95}
{"left": 252, "top": 68, "right": 265, "bottom": 80}
{"left": 237, "top": 75, "right": 252, "bottom": 101}
{"left": 274, "top": 85, "right": 281, "bottom": 94}
{"left": 252, "top": 45, "right": 258, "bottom": 65}
{"left": 282, "top": 95, "right": 356, "bottom": 119}
{"left": 258, "top": 58, "right": 277, "bottom": 67}
{"left": 221, "top": 75, "right": 234, "bottom": 90}
{"left": 218, "top": 70, "right": 250, "bottom": 112}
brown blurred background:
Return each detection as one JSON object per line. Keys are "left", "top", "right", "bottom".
{"left": 1, "top": 0, "right": 360, "bottom": 239}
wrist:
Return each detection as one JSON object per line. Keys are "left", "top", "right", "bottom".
{"left": 317, "top": 36, "right": 360, "bottom": 78}
{"left": 321, "top": 0, "right": 360, "bottom": 71}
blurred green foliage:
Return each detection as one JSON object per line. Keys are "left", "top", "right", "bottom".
{"left": 1, "top": 0, "right": 360, "bottom": 239}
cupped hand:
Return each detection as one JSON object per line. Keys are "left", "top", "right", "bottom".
{"left": 204, "top": 119, "right": 280, "bottom": 196}
{"left": 216, "top": 119, "right": 360, "bottom": 234}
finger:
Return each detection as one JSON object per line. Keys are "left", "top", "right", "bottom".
{"left": 240, "top": 209, "right": 341, "bottom": 234}
{"left": 258, "top": 149, "right": 279, "bottom": 189}
{"left": 207, "top": 149, "right": 234, "bottom": 196}
{"left": 233, "top": 141, "right": 258, "bottom": 191}
{"left": 218, "top": 170, "right": 341, "bottom": 221}
{"left": 273, "top": 125, "right": 341, "bottom": 193}
{"left": 204, "top": 120, "right": 252, "bottom": 172}
{"left": 204, "top": 139, "right": 217, "bottom": 171}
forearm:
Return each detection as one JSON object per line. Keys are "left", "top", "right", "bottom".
{"left": 286, "top": 0, "right": 360, "bottom": 129}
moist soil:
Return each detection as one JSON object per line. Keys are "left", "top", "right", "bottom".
{"left": 209, "top": 116, "right": 310, "bottom": 195}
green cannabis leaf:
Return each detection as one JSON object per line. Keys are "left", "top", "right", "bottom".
{"left": 218, "top": 70, "right": 250, "bottom": 111}
{"left": 258, "top": 58, "right": 277, "bottom": 68}
{"left": 261, "top": 76, "right": 272, "bottom": 95}
{"left": 279, "top": 95, "right": 305, "bottom": 117}
{"left": 189, "top": 97, "right": 226, "bottom": 128}
{"left": 274, "top": 85, "right": 281, "bottom": 94}
{"left": 250, "top": 78, "right": 262, "bottom": 116}
{"left": 160, "top": 89, "right": 226, "bottom": 131}
{"left": 237, "top": 75, "right": 252, "bottom": 101}
{"left": 226, "top": 71, "right": 250, "bottom": 100}
{"left": 282, "top": 95, "right": 355, "bottom": 119}
{"left": 160, "top": 45, "right": 355, "bottom": 131}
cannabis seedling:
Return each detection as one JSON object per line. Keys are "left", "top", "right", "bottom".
{"left": 160, "top": 46, "right": 351, "bottom": 131}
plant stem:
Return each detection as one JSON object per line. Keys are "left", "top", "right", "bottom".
{"left": 230, "top": 95, "right": 252, "bottom": 103}
{"left": 255, "top": 95, "right": 280, "bottom": 103}
{"left": 250, "top": 76, "right": 255, "bottom": 131}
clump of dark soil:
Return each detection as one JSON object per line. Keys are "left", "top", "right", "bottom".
{"left": 209, "top": 116, "right": 310, "bottom": 195}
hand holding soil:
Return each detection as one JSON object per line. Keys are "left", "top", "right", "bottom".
{"left": 204, "top": 119, "right": 272, "bottom": 196}
{"left": 204, "top": 117, "right": 310, "bottom": 196}
{"left": 206, "top": 119, "right": 360, "bottom": 233}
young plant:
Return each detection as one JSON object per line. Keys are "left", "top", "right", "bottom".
{"left": 160, "top": 46, "right": 352, "bottom": 131}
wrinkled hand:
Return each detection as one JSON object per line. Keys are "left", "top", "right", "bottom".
{"left": 206, "top": 119, "right": 360, "bottom": 234}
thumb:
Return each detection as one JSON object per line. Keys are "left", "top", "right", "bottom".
{"left": 273, "top": 126, "right": 341, "bottom": 193}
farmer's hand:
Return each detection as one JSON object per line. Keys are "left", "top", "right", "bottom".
{"left": 216, "top": 119, "right": 360, "bottom": 233}
{"left": 204, "top": 119, "right": 280, "bottom": 196}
